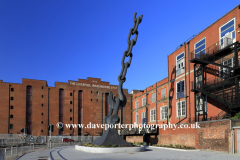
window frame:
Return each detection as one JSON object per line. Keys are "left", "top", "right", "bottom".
{"left": 176, "top": 100, "right": 186, "bottom": 117}
{"left": 176, "top": 52, "right": 185, "bottom": 76}
{"left": 161, "top": 106, "right": 167, "bottom": 120}
{"left": 176, "top": 80, "right": 185, "bottom": 99}
{"left": 150, "top": 109, "right": 156, "bottom": 121}
{"left": 142, "top": 97, "right": 146, "bottom": 106}
{"left": 142, "top": 112, "right": 146, "bottom": 119}
{"left": 152, "top": 93, "right": 156, "bottom": 103}
{"left": 196, "top": 95, "right": 207, "bottom": 115}
{"left": 136, "top": 113, "right": 139, "bottom": 124}
{"left": 219, "top": 57, "right": 234, "bottom": 78}
{"left": 161, "top": 88, "right": 166, "bottom": 99}
{"left": 136, "top": 100, "right": 139, "bottom": 109}
{"left": 194, "top": 37, "right": 206, "bottom": 58}
{"left": 219, "top": 18, "right": 236, "bottom": 46}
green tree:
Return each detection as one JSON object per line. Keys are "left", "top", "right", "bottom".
{"left": 231, "top": 112, "right": 240, "bottom": 119}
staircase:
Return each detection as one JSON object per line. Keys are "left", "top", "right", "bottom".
{"left": 191, "top": 40, "right": 240, "bottom": 113}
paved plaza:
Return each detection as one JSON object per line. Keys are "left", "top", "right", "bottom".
{"left": 16, "top": 145, "right": 240, "bottom": 160}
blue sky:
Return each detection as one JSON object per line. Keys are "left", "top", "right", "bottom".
{"left": 0, "top": 0, "right": 239, "bottom": 92}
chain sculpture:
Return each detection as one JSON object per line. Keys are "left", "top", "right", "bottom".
{"left": 93, "top": 12, "right": 143, "bottom": 146}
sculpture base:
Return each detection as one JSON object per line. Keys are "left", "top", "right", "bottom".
{"left": 75, "top": 145, "right": 144, "bottom": 153}
{"left": 92, "top": 128, "right": 132, "bottom": 146}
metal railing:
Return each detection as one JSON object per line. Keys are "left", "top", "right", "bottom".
{"left": 0, "top": 135, "right": 101, "bottom": 160}
{"left": 190, "top": 38, "right": 234, "bottom": 62}
{"left": 185, "top": 111, "right": 229, "bottom": 124}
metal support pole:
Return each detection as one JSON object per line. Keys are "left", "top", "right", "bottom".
{"left": 235, "top": 77, "right": 239, "bottom": 105}
{"left": 202, "top": 65, "right": 204, "bottom": 89}
{"left": 194, "top": 67, "right": 196, "bottom": 122}
{"left": 234, "top": 42, "right": 238, "bottom": 68}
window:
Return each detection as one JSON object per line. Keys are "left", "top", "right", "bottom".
{"left": 196, "top": 95, "right": 207, "bottom": 115}
{"left": 161, "top": 106, "right": 167, "bottom": 120}
{"left": 42, "top": 86, "right": 44, "bottom": 89}
{"left": 142, "top": 112, "right": 146, "bottom": 118}
{"left": 136, "top": 114, "right": 139, "bottom": 124}
{"left": 142, "top": 112, "right": 146, "bottom": 124}
{"left": 96, "top": 91, "right": 99, "bottom": 94}
{"left": 10, "top": 124, "right": 13, "bottom": 129}
{"left": 136, "top": 100, "right": 139, "bottom": 109}
{"left": 41, "top": 130, "right": 43, "bottom": 132}
{"left": 152, "top": 93, "right": 156, "bottom": 103}
{"left": 97, "top": 99, "right": 98, "bottom": 102}
{"left": 70, "top": 117, "right": 72, "bottom": 121}
{"left": 161, "top": 88, "right": 166, "bottom": 99}
{"left": 177, "top": 80, "right": 185, "bottom": 99}
{"left": 70, "top": 93, "right": 72, "bottom": 96}
{"left": 11, "top": 97, "right": 14, "bottom": 100}
{"left": 176, "top": 52, "right": 185, "bottom": 76}
{"left": 91, "top": 99, "right": 92, "bottom": 101}
{"left": 70, "top": 101, "right": 72, "bottom": 104}
{"left": 91, "top": 91, "right": 92, "bottom": 93}
{"left": 11, "top": 88, "right": 14, "bottom": 92}
{"left": 220, "top": 18, "right": 236, "bottom": 48}
{"left": 150, "top": 109, "right": 156, "bottom": 121}
{"left": 41, "top": 113, "right": 43, "bottom": 115}
{"left": 142, "top": 97, "right": 146, "bottom": 106}
{"left": 41, "top": 104, "right": 43, "bottom": 107}
{"left": 70, "top": 109, "right": 72, "bottom": 112}
{"left": 195, "top": 38, "right": 206, "bottom": 58}
{"left": 41, "top": 121, "right": 43, "bottom": 124}
{"left": 177, "top": 101, "right": 185, "bottom": 117}
{"left": 219, "top": 58, "right": 234, "bottom": 78}
{"left": 10, "top": 106, "right": 13, "bottom": 109}
{"left": 42, "top": 95, "right": 44, "bottom": 98}
{"left": 10, "top": 115, "right": 13, "bottom": 118}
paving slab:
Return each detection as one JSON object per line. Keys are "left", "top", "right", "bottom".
{"left": 17, "top": 145, "right": 240, "bottom": 160}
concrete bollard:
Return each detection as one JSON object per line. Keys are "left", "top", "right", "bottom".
{"left": 11, "top": 146, "right": 13, "bottom": 159}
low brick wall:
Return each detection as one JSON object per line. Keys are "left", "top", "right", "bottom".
{"left": 126, "top": 135, "right": 143, "bottom": 143}
{"left": 126, "top": 119, "right": 231, "bottom": 152}
{"left": 196, "top": 120, "right": 231, "bottom": 151}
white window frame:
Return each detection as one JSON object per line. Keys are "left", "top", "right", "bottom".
{"left": 161, "top": 88, "right": 166, "bottom": 99}
{"left": 152, "top": 93, "right": 156, "bottom": 103}
{"left": 142, "top": 97, "right": 146, "bottom": 106}
{"left": 150, "top": 109, "right": 156, "bottom": 121}
{"left": 176, "top": 52, "right": 185, "bottom": 76}
{"left": 196, "top": 95, "right": 207, "bottom": 115}
{"left": 194, "top": 37, "right": 206, "bottom": 58}
{"left": 136, "top": 100, "right": 139, "bottom": 109}
{"left": 176, "top": 80, "right": 185, "bottom": 99}
{"left": 176, "top": 100, "right": 186, "bottom": 117}
{"left": 160, "top": 106, "right": 167, "bottom": 120}
{"left": 219, "top": 18, "right": 236, "bottom": 47}
{"left": 136, "top": 113, "right": 139, "bottom": 124}
{"left": 219, "top": 58, "right": 234, "bottom": 78}
{"left": 142, "top": 112, "right": 146, "bottom": 119}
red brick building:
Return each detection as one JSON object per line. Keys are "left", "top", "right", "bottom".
{"left": 127, "top": 4, "right": 240, "bottom": 152}
{"left": 0, "top": 77, "right": 132, "bottom": 136}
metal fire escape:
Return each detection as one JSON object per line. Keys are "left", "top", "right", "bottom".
{"left": 190, "top": 38, "right": 240, "bottom": 121}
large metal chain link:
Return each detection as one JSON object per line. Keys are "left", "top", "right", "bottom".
{"left": 119, "top": 12, "right": 143, "bottom": 82}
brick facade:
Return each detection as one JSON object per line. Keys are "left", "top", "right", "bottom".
{"left": 0, "top": 77, "right": 132, "bottom": 136}
{"left": 127, "top": 119, "right": 232, "bottom": 152}
{"left": 128, "top": 4, "right": 240, "bottom": 152}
